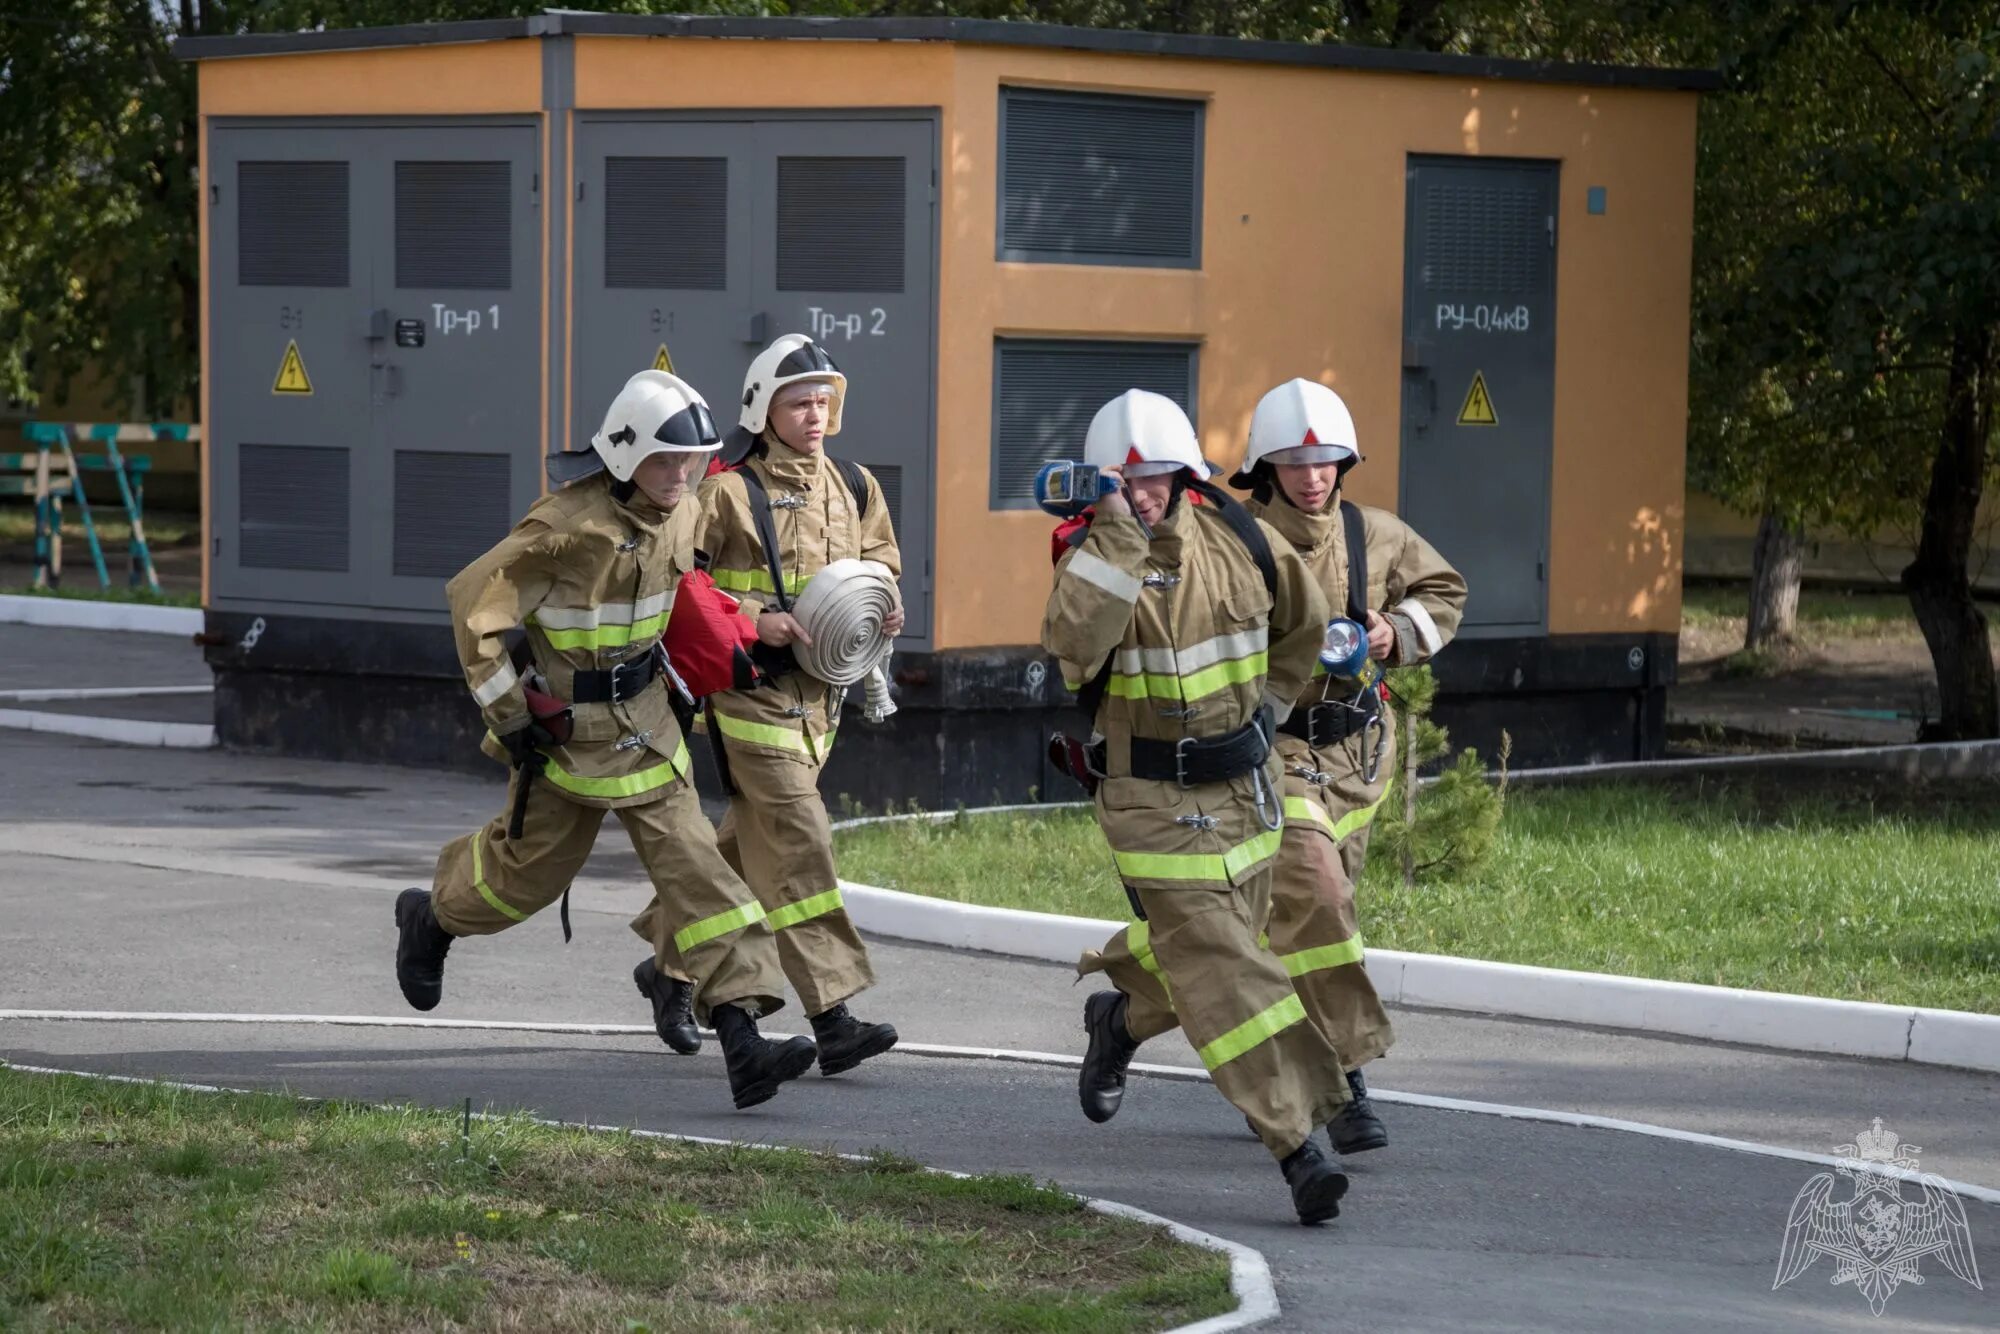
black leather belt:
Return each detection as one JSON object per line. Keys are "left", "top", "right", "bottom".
{"left": 570, "top": 650, "right": 659, "bottom": 704}
{"left": 1089, "top": 712, "right": 1272, "bottom": 788}
{"left": 1278, "top": 692, "right": 1381, "bottom": 748}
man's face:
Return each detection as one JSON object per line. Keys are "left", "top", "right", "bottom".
{"left": 1127, "top": 471, "right": 1177, "bottom": 527}
{"left": 1275, "top": 460, "right": 1341, "bottom": 512}
{"left": 771, "top": 385, "right": 833, "bottom": 454}
{"left": 631, "top": 451, "right": 703, "bottom": 510}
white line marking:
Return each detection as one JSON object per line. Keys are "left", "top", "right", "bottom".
{"left": 0, "top": 1058, "right": 1277, "bottom": 1333}
{"left": 0, "top": 708, "right": 214, "bottom": 748}
{"left": 0, "top": 685, "right": 211, "bottom": 702}
{"left": 4, "top": 1007, "right": 1995, "bottom": 1208}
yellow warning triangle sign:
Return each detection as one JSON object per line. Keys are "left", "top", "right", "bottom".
{"left": 272, "top": 340, "right": 313, "bottom": 395}
{"left": 652, "top": 343, "right": 675, "bottom": 374}
{"left": 1457, "top": 371, "right": 1497, "bottom": 426}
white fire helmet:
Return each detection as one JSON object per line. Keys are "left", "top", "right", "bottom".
{"left": 1230, "top": 378, "right": 1360, "bottom": 487}
{"left": 725, "top": 334, "right": 846, "bottom": 458}
{"left": 1082, "top": 389, "right": 1211, "bottom": 480}
{"left": 588, "top": 369, "right": 723, "bottom": 482}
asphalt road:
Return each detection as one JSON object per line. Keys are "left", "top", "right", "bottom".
{"left": 3, "top": 726, "right": 1997, "bottom": 1330}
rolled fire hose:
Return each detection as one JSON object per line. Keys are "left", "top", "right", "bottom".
{"left": 788, "top": 558, "right": 900, "bottom": 721}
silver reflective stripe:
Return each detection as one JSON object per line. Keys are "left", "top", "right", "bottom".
{"left": 533, "top": 589, "right": 673, "bottom": 631}
{"left": 1065, "top": 550, "right": 1143, "bottom": 602}
{"left": 472, "top": 660, "right": 518, "bottom": 707}
{"left": 1113, "top": 626, "right": 1269, "bottom": 676}
{"left": 1394, "top": 597, "right": 1444, "bottom": 655}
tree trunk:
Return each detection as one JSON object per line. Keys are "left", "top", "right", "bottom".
{"left": 1744, "top": 508, "right": 1804, "bottom": 649}
{"left": 1902, "top": 324, "right": 1999, "bottom": 741}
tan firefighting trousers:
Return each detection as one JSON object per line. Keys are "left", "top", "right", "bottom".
{"left": 1268, "top": 770, "right": 1395, "bottom": 1070}
{"left": 432, "top": 766, "right": 787, "bottom": 1023}
{"left": 1080, "top": 866, "right": 1351, "bottom": 1160}
{"left": 713, "top": 733, "right": 875, "bottom": 1017}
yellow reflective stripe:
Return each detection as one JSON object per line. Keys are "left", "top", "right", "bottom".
{"left": 1128, "top": 920, "right": 1172, "bottom": 1003}
{"left": 1197, "top": 993, "right": 1308, "bottom": 1071}
{"left": 536, "top": 742, "right": 690, "bottom": 800}
{"left": 711, "top": 567, "right": 808, "bottom": 596}
{"left": 1332, "top": 790, "right": 1387, "bottom": 842}
{"left": 713, "top": 711, "right": 810, "bottom": 753}
{"left": 1284, "top": 791, "right": 1386, "bottom": 844}
{"left": 1280, "top": 936, "right": 1365, "bottom": 977}
{"left": 673, "top": 899, "right": 769, "bottom": 954}
{"left": 1283, "top": 795, "right": 1339, "bottom": 841}
{"left": 469, "top": 830, "right": 527, "bottom": 923}
{"left": 533, "top": 612, "right": 668, "bottom": 651}
{"left": 1111, "top": 827, "right": 1283, "bottom": 883}
{"left": 766, "top": 887, "right": 845, "bottom": 931}
{"left": 1105, "top": 652, "right": 1267, "bottom": 701}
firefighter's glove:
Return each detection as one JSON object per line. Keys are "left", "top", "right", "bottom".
{"left": 497, "top": 721, "right": 559, "bottom": 765}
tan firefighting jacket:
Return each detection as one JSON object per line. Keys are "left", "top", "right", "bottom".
{"left": 696, "top": 435, "right": 901, "bottom": 765}
{"left": 447, "top": 470, "right": 696, "bottom": 810}
{"left": 1042, "top": 494, "right": 1328, "bottom": 892}
{"left": 1250, "top": 491, "right": 1468, "bottom": 824}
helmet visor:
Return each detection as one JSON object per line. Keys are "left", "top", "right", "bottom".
{"left": 653, "top": 401, "right": 722, "bottom": 451}
{"left": 1123, "top": 459, "right": 1193, "bottom": 478}
{"left": 1266, "top": 444, "right": 1356, "bottom": 467}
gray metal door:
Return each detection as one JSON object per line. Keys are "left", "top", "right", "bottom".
{"left": 1398, "top": 156, "right": 1558, "bottom": 635}
{"left": 372, "top": 126, "right": 542, "bottom": 612}
{"left": 574, "top": 116, "right": 937, "bottom": 641}
{"left": 210, "top": 126, "right": 373, "bottom": 608}
{"left": 209, "top": 122, "right": 540, "bottom": 614}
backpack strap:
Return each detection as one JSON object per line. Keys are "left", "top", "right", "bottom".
{"left": 1187, "top": 477, "right": 1277, "bottom": 600}
{"left": 731, "top": 464, "right": 793, "bottom": 614}
{"left": 1338, "top": 499, "right": 1369, "bottom": 623}
{"left": 831, "top": 456, "right": 869, "bottom": 520}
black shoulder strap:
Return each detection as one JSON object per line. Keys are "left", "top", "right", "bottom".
{"left": 1188, "top": 478, "right": 1277, "bottom": 599}
{"left": 731, "top": 464, "right": 792, "bottom": 613}
{"left": 832, "top": 456, "right": 869, "bottom": 520}
{"left": 1339, "top": 499, "right": 1369, "bottom": 623}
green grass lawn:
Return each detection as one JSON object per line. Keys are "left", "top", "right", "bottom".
{"left": 1, "top": 583, "right": 199, "bottom": 608}
{"left": 0, "top": 1067, "right": 1229, "bottom": 1332}
{"left": 0, "top": 503, "right": 198, "bottom": 548}
{"left": 834, "top": 774, "right": 2000, "bottom": 1014}
{"left": 1680, "top": 581, "right": 2000, "bottom": 643}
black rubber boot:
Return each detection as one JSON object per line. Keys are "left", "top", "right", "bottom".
{"left": 633, "top": 958, "right": 701, "bottom": 1056}
{"left": 711, "top": 1004, "right": 817, "bottom": 1110}
{"left": 809, "top": 1003, "right": 898, "bottom": 1076}
{"left": 1327, "top": 1067, "right": 1389, "bottom": 1154}
{"left": 394, "top": 888, "right": 453, "bottom": 1012}
{"left": 1280, "top": 1138, "right": 1350, "bottom": 1225}
{"left": 1079, "top": 990, "right": 1140, "bottom": 1124}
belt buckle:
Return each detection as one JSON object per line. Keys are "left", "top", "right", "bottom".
{"left": 611, "top": 657, "right": 643, "bottom": 699}
{"left": 1173, "top": 735, "right": 1196, "bottom": 789}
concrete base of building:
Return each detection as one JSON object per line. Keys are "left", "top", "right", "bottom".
{"left": 201, "top": 608, "right": 1676, "bottom": 807}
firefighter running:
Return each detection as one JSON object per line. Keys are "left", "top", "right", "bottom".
{"left": 392, "top": 370, "right": 817, "bottom": 1111}
{"left": 1047, "top": 388, "right": 1357, "bottom": 1225}
{"left": 670, "top": 333, "right": 903, "bottom": 1077}
{"left": 1236, "top": 378, "right": 1468, "bottom": 1152}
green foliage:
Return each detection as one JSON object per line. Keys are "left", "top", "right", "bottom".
{"left": 1370, "top": 665, "right": 1505, "bottom": 882}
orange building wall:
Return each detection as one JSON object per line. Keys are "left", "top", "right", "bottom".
{"left": 194, "top": 34, "right": 1696, "bottom": 649}
{"left": 937, "top": 47, "right": 1696, "bottom": 649}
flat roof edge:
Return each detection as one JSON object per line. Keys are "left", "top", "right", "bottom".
{"left": 174, "top": 13, "right": 1721, "bottom": 92}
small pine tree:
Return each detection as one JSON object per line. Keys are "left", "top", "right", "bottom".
{"left": 1369, "top": 665, "right": 1507, "bottom": 885}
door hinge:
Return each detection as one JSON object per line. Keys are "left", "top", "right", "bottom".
{"left": 1537, "top": 556, "right": 1546, "bottom": 582}
{"left": 576, "top": 180, "right": 585, "bottom": 202}
{"left": 532, "top": 171, "right": 540, "bottom": 196}
{"left": 209, "top": 183, "right": 220, "bottom": 205}
{"left": 212, "top": 536, "right": 221, "bottom": 556}
{"left": 1547, "top": 215, "right": 1555, "bottom": 248}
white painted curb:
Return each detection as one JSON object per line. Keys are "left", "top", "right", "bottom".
{"left": 0, "top": 593, "right": 201, "bottom": 635}
{"left": 0, "top": 707, "right": 215, "bottom": 749}
{"left": 831, "top": 808, "right": 2000, "bottom": 1076}
{"left": 0, "top": 1058, "right": 1277, "bottom": 1332}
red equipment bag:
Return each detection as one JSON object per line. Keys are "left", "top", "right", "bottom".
{"left": 662, "top": 569, "right": 763, "bottom": 698}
